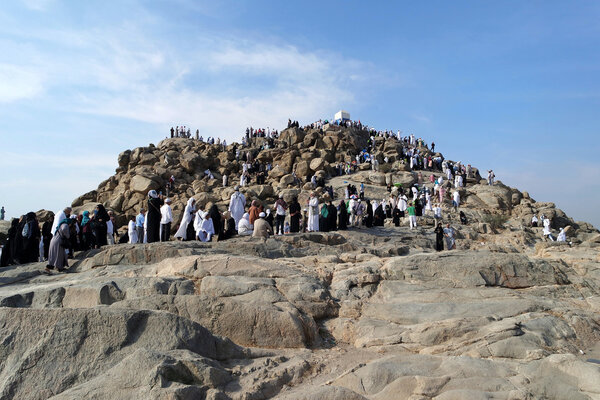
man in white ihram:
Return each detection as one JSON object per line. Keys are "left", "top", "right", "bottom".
{"left": 228, "top": 186, "right": 246, "bottom": 230}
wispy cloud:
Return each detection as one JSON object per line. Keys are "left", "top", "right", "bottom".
{"left": 0, "top": 20, "right": 368, "bottom": 140}
{"left": 20, "top": 0, "right": 54, "bottom": 11}
{"left": 0, "top": 64, "right": 44, "bottom": 103}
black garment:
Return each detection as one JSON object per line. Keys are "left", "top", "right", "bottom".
{"left": 393, "top": 208, "right": 401, "bottom": 227}
{"left": 161, "top": 223, "right": 171, "bottom": 242}
{"left": 385, "top": 204, "right": 392, "bottom": 218}
{"left": 364, "top": 202, "right": 373, "bottom": 228}
{"left": 42, "top": 221, "right": 52, "bottom": 259}
{"left": 415, "top": 200, "right": 423, "bottom": 217}
{"left": 265, "top": 213, "right": 274, "bottom": 229}
{"left": 373, "top": 205, "right": 385, "bottom": 227}
{"left": 93, "top": 219, "right": 108, "bottom": 247}
{"left": 338, "top": 202, "right": 348, "bottom": 230}
{"left": 327, "top": 204, "right": 338, "bottom": 231}
{"left": 186, "top": 216, "right": 196, "bottom": 241}
{"left": 221, "top": 218, "right": 236, "bottom": 240}
{"left": 0, "top": 218, "right": 19, "bottom": 267}
{"left": 435, "top": 225, "right": 444, "bottom": 251}
{"left": 275, "top": 215, "right": 285, "bottom": 235}
{"left": 289, "top": 200, "right": 301, "bottom": 233}
{"left": 81, "top": 222, "right": 95, "bottom": 250}
{"left": 146, "top": 197, "right": 164, "bottom": 243}
{"left": 459, "top": 211, "right": 468, "bottom": 225}
{"left": 12, "top": 218, "right": 26, "bottom": 263}
{"left": 209, "top": 205, "right": 222, "bottom": 241}
{"left": 118, "top": 232, "right": 129, "bottom": 244}
{"left": 21, "top": 212, "right": 41, "bottom": 263}
{"left": 93, "top": 204, "right": 110, "bottom": 247}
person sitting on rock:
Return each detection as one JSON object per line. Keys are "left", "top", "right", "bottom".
{"left": 531, "top": 214, "right": 538, "bottom": 227}
{"left": 220, "top": 211, "right": 237, "bottom": 240}
{"left": 557, "top": 228, "right": 567, "bottom": 242}
{"left": 459, "top": 211, "right": 468, "bottom": 225}
{"left": 237, "top": 213, "right": 253, "bottom": 236}
{"left": 248, "top": 200, "right": 262, "bottom": 225}
{"left": 196, "top": 211, "right": 215, "bottom": 242}
{"left": 253, "top": 212, "right": 272, "bottom": 239}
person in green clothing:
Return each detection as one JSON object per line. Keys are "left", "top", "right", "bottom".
{"left": 407, "top": 202, "right": 417, "bottom": 229}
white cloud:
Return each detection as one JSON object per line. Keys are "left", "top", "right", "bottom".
{"left": 21, "top": 0, "right": 54, "bottom": 11}
{"left": 0, "top": 64, "right": 44, "bottom": 103}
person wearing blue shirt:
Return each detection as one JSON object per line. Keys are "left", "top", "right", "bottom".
{"left": 135, "top": 209, "right": 145, "bottom": 243}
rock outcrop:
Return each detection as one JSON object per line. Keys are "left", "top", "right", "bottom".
{"left": 1, "top": 123, "right": 599, "bottom": 399}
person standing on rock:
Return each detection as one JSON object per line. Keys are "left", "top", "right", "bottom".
{"left": 51, "top": 207, "right": 71, "bottom": 237}
{"left": 487, "top": 170, "right": 495, "bottom": 186}
{"left": 407, "top": 202, "right": 417, "bottom": 229}
{"left": 0, "top": 206, "right": 4, "bottom": 220}
{"left": 174, "top": 198, "right": 196, "bottom": 241}
{"left": 106, "top": 211, "right": 115, "bottom": 245}
{"left": 452, "top": 190, "right": 460, "bottom": 211}
{"left": 288, "top": 197, "right": 301, "bottom": 233}
{"left": 160, "top": 198, "right": 173, "bottom": 242}
{"left": 222, "top": 174, "right": 228, "bottom": 187}
{"left": 327, "top": 200, "right": 338, "bottom": 231}
{"left": 557, "top": 228, "right": 567, "bottom": 242}
{"left": 307, "top": 193, "right": 319, "bottom": 232}
{"left": 434, "top": 223, "right": 444, "bottom": 251}
{"left": 45, "top": 218, "right": 74, "bottom": 274}
{"left": 146, "top": 190, "right": 164, "bottom": 243}
{"left": 274, "top": 195, "right": 288, "bottom": 235}
{"left": 543, "top": 217, "right": 555, "bottom": 241}
{"left": 228, "top": 186, "right": 246, "bottom": 230}
{"left": 135, "top": 209, "right": 145, "bottom": 242}
{"left": 92, "top": 204, "right": 110, "bottom": 247}
{"left": 128, "top": 216, "right": 138, "bottom": 243}
{"left": 338, "top": 200, "right": 348, "bottom": 230}
{"left": 444, "top": 223, "right": 456, "bottom": 250}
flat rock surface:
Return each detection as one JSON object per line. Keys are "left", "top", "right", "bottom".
{"left": 1, "top": 229, "right": 599, "bottom": 399}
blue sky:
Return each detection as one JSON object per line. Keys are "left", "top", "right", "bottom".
{"left": 1, "top": 0, "right": 599, "bottom": 228}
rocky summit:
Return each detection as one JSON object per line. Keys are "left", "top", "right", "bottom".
{"left": 1, "top": 124, "right": 600, "bottom": 399}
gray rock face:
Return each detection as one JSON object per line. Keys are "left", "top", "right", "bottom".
{"left": 1, "top": 228, "right": 599, "bottom": 399}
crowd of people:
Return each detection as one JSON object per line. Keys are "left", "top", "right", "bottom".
{"left": 0, "top": 118, "right": 568, "bottom": 273}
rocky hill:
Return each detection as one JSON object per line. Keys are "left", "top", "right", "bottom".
{"left": 67, "top": 124, "right": 596, "bottom": 246}
{"left": 1, "top": 124, "right": 600, "bottom": 399}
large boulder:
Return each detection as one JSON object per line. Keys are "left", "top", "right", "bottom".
{"left": 117, "top": 150, "right": 131, "bottom": 168}
{"left": 130, "top": 175, "right": 160, "bottom": 194}
{"left": 309, "top": 157, "right": 326, "bottom": 172}
{"left": 279, "top": 128, "right": 306, "bottom": 146}
{"left": 72, "top": 190, "right": 98, "bottom": 208}
{"left": 294, "top": 160, "right": 312, "bottom": 179}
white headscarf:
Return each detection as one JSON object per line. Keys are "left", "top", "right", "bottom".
{"left": 148, "top": 190, "right": 159, "bottom": 198}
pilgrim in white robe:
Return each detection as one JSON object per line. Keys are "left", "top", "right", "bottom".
{"left": 228, "top": 191, "right": 246, "bottom": 229}
{"left": 174, "top": 198, "right": 196, "bottom": 240}
{"left": 237, "top": 213, "right": 253, "bottom": 235}
{"left": 308, "top": 197, "right": 319, "bottom": 232}
{"left": 51, "top": 210, "right": 67, "bottom": 236}
{"left": 128, "top": 220, "right": 138, "bottom": 243}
